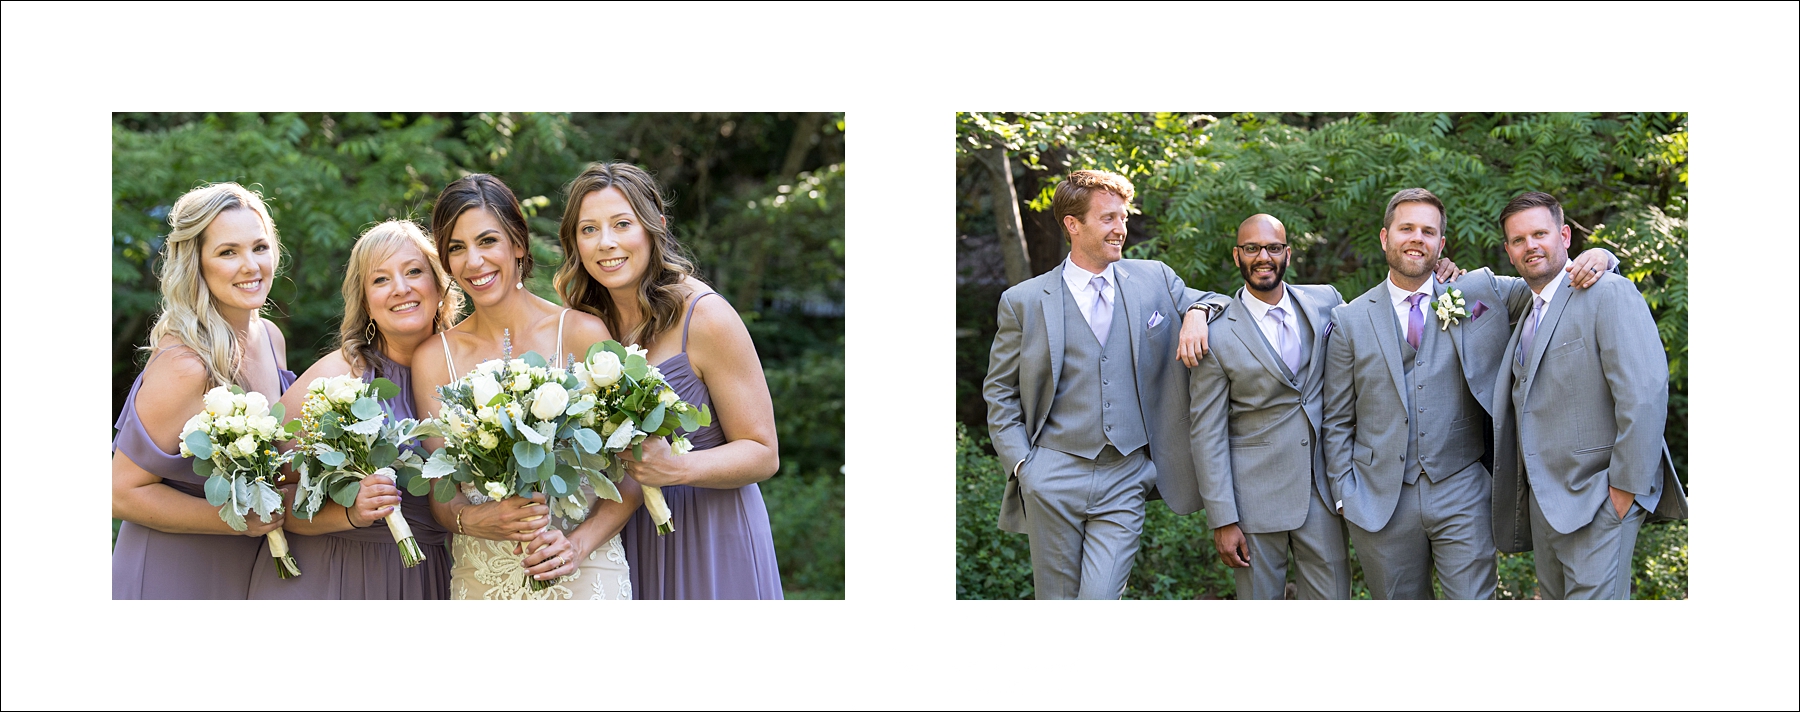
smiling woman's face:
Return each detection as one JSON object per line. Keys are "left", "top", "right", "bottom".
{"left": 199, "top": 207, "right": 275, "bottom": 316}
{"left": 444, "top": 208, "right": 524, "bottom": 307}
{"left": 365, "top": 240, "right": 441, "bottom": 341}
{"left": 574, "top": 186, "right": 653, "bottom": 293}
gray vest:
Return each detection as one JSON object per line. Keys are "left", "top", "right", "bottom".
{"left": 1397, "top": 303, "right": 1486, "bottom": 484}
{"left": 1038, "top": 281, "right": 1149, "bottom": 459}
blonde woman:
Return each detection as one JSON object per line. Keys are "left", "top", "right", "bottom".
{"left": 248, "top": 220, "right": 460, "bottom": 599}
{"left": 411, "top": 173, "right": 640, "bottom": 600}
{"left": 112, "top": 183, "right": 297, "bottom": 599}
{"left": 556, "top": 163, "right": 783, "bottom": 599}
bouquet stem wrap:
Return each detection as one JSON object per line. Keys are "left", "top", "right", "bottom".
{"left": 385, "top": 507, "right": 425, "bottom": 568}
{"left": 267, "top": 528, "right": 301, "bottom": 579}
{"left": 642, "top": 485, "right": 675, "bottom": 535}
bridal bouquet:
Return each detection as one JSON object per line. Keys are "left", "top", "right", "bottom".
{"left": 290, "top": 374, "right": 433, "bottom": 567}
{"left": 179, "top": 385, "right": 301, "bottom": 578}
{"left": 571, "top": 341, "right": 711, "bottom": 536}
{"left": 413, "top": 348, "right": 616, "bottom": 590}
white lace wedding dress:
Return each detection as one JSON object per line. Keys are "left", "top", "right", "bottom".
{"left": 449, "top": 482, "right": 632, "bottom": 600}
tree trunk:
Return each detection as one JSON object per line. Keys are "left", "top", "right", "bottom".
{"left": 976, "top": 145, "right": 1031, "bottom": 286}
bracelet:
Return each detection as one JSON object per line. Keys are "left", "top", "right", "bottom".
{"left": 456, "top": 506, "right": 467, "bottom": 535}
{"left": 345, "top": 505, "right": 360, "bottom": 529}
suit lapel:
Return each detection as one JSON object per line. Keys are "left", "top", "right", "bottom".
{"left": 1040, "top": 274, "right": 1064, "bottom": 394}
{"left": 1226, "top": 296, "right": 1294, "bottom": 387}
{"left": 1520, "top": 273, "right": 1576, "bottom": 405}
{"left": 1290, "top": 285, "right": 1329, "bottom": 387}
{"left": 1117, "top": 264, "right": 1142, "bottom": 371}
{"left": 1365, "top": 289, "right": 1409, "bottom": 405}
{"left": 1437, "top": 278, "right": 1470, "bottom": 377}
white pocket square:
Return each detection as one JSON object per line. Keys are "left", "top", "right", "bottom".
{"left": 1147, "top": 311, "right": 1164, "bottom": 329}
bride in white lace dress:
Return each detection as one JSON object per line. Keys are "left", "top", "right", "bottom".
{"left": 410, "top": 174, "right": 641, "bottom": 600}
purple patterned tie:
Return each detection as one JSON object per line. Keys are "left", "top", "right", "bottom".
{"left": 1267, "top": 306, "right": 1302, "bottom": 376}
{"left": 1405, "top": 293, "right": 1427, "bottom": 351}
{"left": 1089, "top": 274, "right": 1112, "bottom": 344}
{"left": 1516, "top": 295, "right": 1546, "bottom": 366}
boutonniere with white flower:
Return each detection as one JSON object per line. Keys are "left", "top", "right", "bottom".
{"left": 1434, "top": 288, "right": 1469, "bottom": 330}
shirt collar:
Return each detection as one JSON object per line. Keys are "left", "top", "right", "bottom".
{"left": 1385, "top": 273, "right": 1436, "bottom": 308}
{"left": 1062, "top": 256, "right": 1118, "bottom": 295}
{"left": 1238, "top": 284, "right": 1294, "bottom": 322}
{"left": 1533, "top": 270, "right": 1565, "bottom": 307}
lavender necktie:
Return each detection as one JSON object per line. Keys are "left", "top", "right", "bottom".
{"left": 1267, "top": 306, "right": 1302, "bottom": 376}
{"left": 1088, "top": 274, "right": 1112, "bottom": 344}
{"left": 1516, "top": 295, "right": 1546, "bottom": 366}
{"left": 1405, "top": 293, "right": 1427, "bottom": 351}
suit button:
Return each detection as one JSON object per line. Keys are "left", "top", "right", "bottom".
{"left": 1106, "top": 425, "right": 1113, "bottom": 432}
{"left": 1104, "top": 402, "right": 1111, "bottom": 409}
{"left": 1301, "top": 440, "right": 1308, "bottom": 446}
{"left": 1103, "top": 380, "right": 1109, "bottom": 386}
{"left": 1418, "top": 384, "right": 1424, "bottom": 390}
{"left": 1101, "top": 356, "right": 1108, "bottom": 362}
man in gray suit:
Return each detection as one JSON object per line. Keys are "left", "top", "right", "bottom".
{"left": 984, "top": 169, "right": 1230, "bottom": 599}
{"left": 1188, "top": 214, "right": 1352, "bottom": 599}
{"left": 1491, "top": 191, "right": 1686, "bottom": 599}
{"left": 1321, "top": 188, "right": 1618, "bottom": 599}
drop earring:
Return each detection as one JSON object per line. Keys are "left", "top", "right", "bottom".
{"left": 515, "top": 258, "right": 524, "bottom": 290}
{"left": 365, "top": 319, "right": 377, "bottom": 342}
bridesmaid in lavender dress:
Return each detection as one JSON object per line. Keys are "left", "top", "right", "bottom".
{"left": 554, "top": 163, "right": 784, "bottom": 599}
{"left": 112, "top": 183, "right": 297, "bottom": 599}
{"left": 247, "top": 220, "right": 459, "bottom": 599}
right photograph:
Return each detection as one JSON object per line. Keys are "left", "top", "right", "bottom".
{"left": 955, "top": 112, "right": 1689, "bottom": 600}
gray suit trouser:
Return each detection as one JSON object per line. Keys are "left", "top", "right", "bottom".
{"left": 1236, "top": 487, "right": 1353, "bottom": 600}
{"left": 1347, "top": 461, "right": 1498, "bottom": 599}
{"left": 1019, "top": 445, "right": 1156, "bottom": 600}
{"left": 1528, "top": 487, "right": 1644, "bottom": 600}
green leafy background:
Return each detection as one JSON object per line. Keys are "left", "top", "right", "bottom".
{"left": 955, "top": 112, "right": 1686, "bottom": 599}
{"left": 112, "top": 112, "right": 843, "bottom": 599}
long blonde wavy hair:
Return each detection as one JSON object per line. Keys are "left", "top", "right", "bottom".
{"left": 336, "top": 219, "right": 463, "bottom": 378}
{"left": 553, "top": 162, "right": 698, "bottom": 347}
{"left": 141, "top": 182, "right": 281, "bottom": 389}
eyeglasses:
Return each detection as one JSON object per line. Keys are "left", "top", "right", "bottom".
{"left": 1235, "top": 243, "right": 1289, "bottom": 257}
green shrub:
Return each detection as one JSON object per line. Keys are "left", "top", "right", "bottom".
{"left": 956, "top": 424, "right": 1036, "bottom": 599}
{"left": 762, "top": 469, "right": 844, "bottom": 599}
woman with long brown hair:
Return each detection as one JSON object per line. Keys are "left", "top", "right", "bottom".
{"left": 555, "top": 162, "right": 783, "bottom": 599}
{"left": 412, "top": 173, "right": 639, "bottom": 600}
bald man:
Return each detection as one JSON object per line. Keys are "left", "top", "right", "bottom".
{"left": 1186, "top": 215, "right": 1352, "bottom": 599}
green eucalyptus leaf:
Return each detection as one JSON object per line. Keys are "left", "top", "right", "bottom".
{"left": 514, "top": 441, "right": 545, "bottom": 469}
{"left": 193, "top": 457, "right": 215, "bottom": 478}
{"left": 371, "top": 377, "right": 401, "bottom": 401}
{"left": 548, "top": 473, "right": 568, "bottom": 496}
{"left": 318, "top": 450, "right": 347, "bottom": 467}
{"left": 203, "top": 474, "right": 232, "bottom": 506}
{"left": 351, "top": 397, "right": 381, "bottom": 421}
{"left": 572, "top": 428, "right": 602, "bottom": 454}
{"left": 406, "top": 472, "right": 432, "bottom": 496}
{"left": 270, "top": 402, "right": 286, "bottom": 422}
{"left": 641, "top": 403, "right": 666, "bottom": 433}
{"left": 330, "top": 479, "right": 362, "bottom": 508}
{"left": 284, "top": 420, "right": 304, "bottom": 435}
{"left": 185, "top": 431, "right": 214, "bottom": 460}
{"left": 432, "top": 476, "right": 457, "bottom": 503}
{"left": 677, "top": 408, "right": 698, "bottom": 433}
{"left": 697, "top": 403, "right": 712, "bottom": 427}
{"left": 369, "top": 443, "right": 399, "bottom": 468}
{"left": 497, "top": 407, "right": 517, "bottom": 439}
{"left": 522, "top": 351, "right": 547, "bottom": 369}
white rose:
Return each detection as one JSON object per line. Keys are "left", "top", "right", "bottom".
{"left": 231, "top": 434, "right": 257, "bottom": 459}
{"left": 571, "top": 363, "right": 594, "bottom": 392}
{"left": 548, "top": 367, "right": 566, "bottom": 382}
{"left": 180, "top": 412, "right": 211, "bottom": 440}
{"left": 484, "top": 481, "right": 509, "bottom": 500}
{"left": 600, "top": 418, "right": 619, "bottom": 437}
{"left": 645, "top": 365, "right": 663, "bottom": 383}
{"left": 510, "top": 372, "right": 532, "bottom": 393}
{"left": 203, "top": 388, "right": 236, "bottom": 417}
{"left": 534, "top": 421, "right": 557, "bottom": 441}
{"left": 530, "top": 382, "right": 570, "bottom": 421}
{"left": 624, "top": 344, "right": 649, "bottom": 360}
{"left": 250, "top": 415, "right": 279, "bottom": 439}
{"left": 219, "top": 415, "right": 246, "bottom": 435}
{"left": 671, "top": 436, "right": 693, "bottom": 456}
{"left": 477, "top": 429, "right": 500, "bottom": 449}
{"left": 470, "top": 372, "right": 502, "bottom": 407}
{"left": 307, "top": 376, "right": 330, "bottom": 393}
{"left": 328, "top": 378, "right": 363, "bottom": 405}
{"left": 586, "top": 351, "right": 622, "bottom": 388}
{"left": 242, "top": 391, "right": 270, "bottom": 418}
{"left": 658, "top": 388, "right": 678, "bottom": 407}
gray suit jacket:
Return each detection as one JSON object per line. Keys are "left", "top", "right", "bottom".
{"left": 985, "top": 259, "right": 1229, "bottom": 533}
{"left": 1319, "top": 271, "right": 1530, "bottom": 532}
{"left": 1189, "top": 283, "right": 1343, "bottom": 534}
{"left": 1492, "top": 272, "right": 1686, "bottom": 550}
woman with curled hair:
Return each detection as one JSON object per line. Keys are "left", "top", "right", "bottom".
{"left": 247, "top": 219, "right": 460, "bottom": 599}
{"left": 411, "top": 173, "right": 639, "bottom": 600}
{"left": 555, "top": 162, "right": 783, "bottom": 599}
{"left": 112, "top": 182, "right": 297, "bottom": 599}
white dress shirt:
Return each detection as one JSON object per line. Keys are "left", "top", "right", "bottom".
{"left": 1238, "top": 285, "right": 1298, "bottom": 362}
{"left": 1061, "top": 256, "right": 1118, "bottom": 331}
{"left": 1386, "top": 274, "right": 1439, "bottom": 334}
{"left": 1529, "top": 270, "right": 1565, "bottom": 321}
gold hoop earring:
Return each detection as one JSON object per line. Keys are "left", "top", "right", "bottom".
{"left": 365, "top": 320, "right": 377, "bottom": 343}
{"left": 515, "top": 258, "right": 524, "bottom": 290}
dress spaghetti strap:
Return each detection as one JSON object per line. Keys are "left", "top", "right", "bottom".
{"left": 441, "top": 332, "right": 457, "bottom": 382}
{"left": 262, "top": 321, "right": 282, "bottom": 365}
{"left": 555, "top": 308, "right": 569, "bottom": 366}
{"left": 680, "top": 293, "right": 716, "bottom": 352}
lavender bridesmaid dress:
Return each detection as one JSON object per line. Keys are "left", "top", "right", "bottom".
{"left": 622, "top": 293, "right": 784, "bottom": 599}
{"left": 111, "top": 335, "right": 297, "bottom": 600}
{"left": 246, "top": 352, "right": 451, "bottom": 599}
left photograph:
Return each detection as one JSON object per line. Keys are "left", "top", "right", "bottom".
{"left": 110, "top": 112, "right": 845, "bottom": 600}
